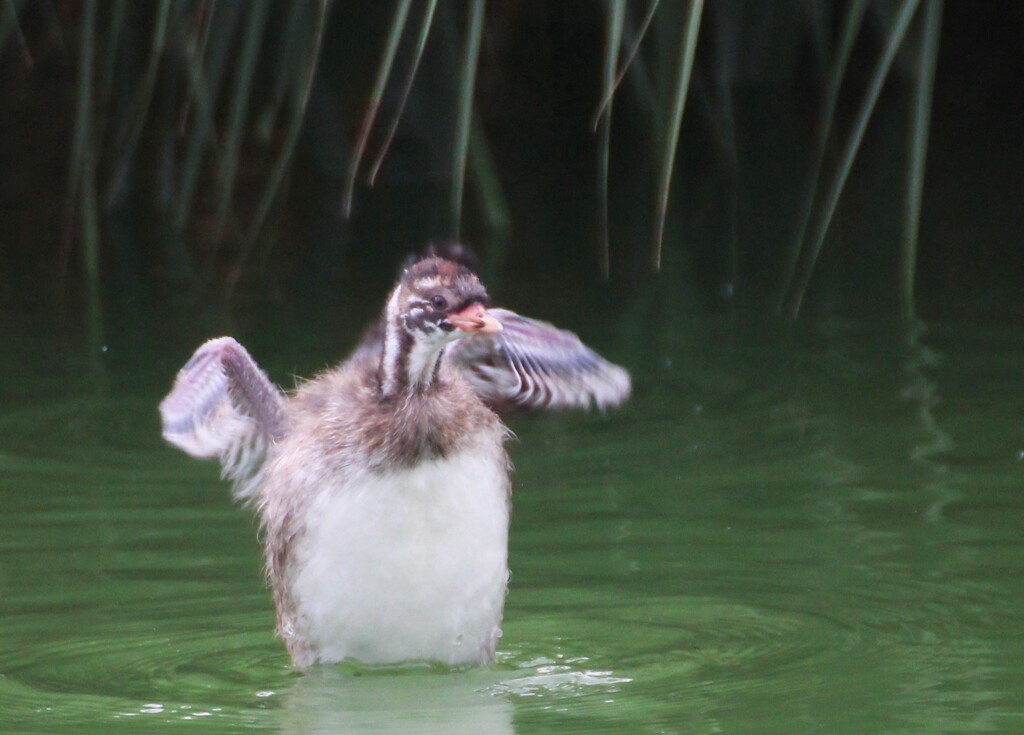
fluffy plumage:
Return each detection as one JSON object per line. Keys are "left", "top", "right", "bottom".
{"left": 159, "top": 255, "right": 629, "bottom": 668}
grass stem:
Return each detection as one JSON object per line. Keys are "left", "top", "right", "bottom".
{"left": 226, "top": 0, "right": 332, "bottom": 301}
{"left": 209, "top": 0, "right": 271, "bottom": 269}
{"left": 901, "top": 0, "right": 942, "bottom": 321}
{"left": 342, "top": 0, "right": 412, "bottom": 217}
{"left": 652, "top": 0, "right": 702, "bottom": 270}
{"left": 596, "top": 0, "right": 625, "bottom": 279}
{"left": 777, "top": 0, "right": 869, "bottom": 312}
{"left": 786, "top": 0, "right": 919, "bottom": 318}
{"left": 451, "top": 0, "right": 485, "bottom": 238}
{"left": 367, "top": 0, "right": 439, "bottom": 186}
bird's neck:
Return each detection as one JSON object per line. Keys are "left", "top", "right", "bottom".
{"left": 379, "top": 291, "right": 447, "bottom": 399}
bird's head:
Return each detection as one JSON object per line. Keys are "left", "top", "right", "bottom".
{"left": 390, "top": 257, "right": 502, "bottom": 343}
{"left": 380, "top": 257, "right": 502, "bottom": 396}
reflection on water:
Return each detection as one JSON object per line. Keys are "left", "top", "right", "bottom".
{"left": 279, "top": 668, "right": 515, "bottom": 735}
{"left": 902, "top": 321, "right": 959, "bottom": 523}
{"left": 1, "top": 309, "right": 1023, "bottom": 733}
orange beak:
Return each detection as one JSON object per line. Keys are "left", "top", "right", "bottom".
{"left": 448, "top": 303, "right": 503, "bottom": 335}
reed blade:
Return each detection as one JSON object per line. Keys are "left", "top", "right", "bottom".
{"left": 469, "top": 111, "right": 510, "bottom": 239}
{"left": 596, "top": 0, "right": 625, "bottom": 279}
{"left": 172, "top": 1, "right": 242, "bottom": 235}
{"left": 66, "top": 0, "right": 105, "bottom": 376}
{"left": 97, "top": 0, "right": 127, "bottom": 110}
{"left": 367, "top": 0, "right": 439, "bottom": 186}
{"left": 256, "top": 1, "right": 311, "bottom": 142}
{"left": 209, "top": 0, "right": 271, "bottom": 269}
{"left": 0, "top": 0, "right": 20, "bottom": 50}
{"left": 707, "top": 5, "right": 739, "bottom": 295}
{"left": 592, "top": 0, "right": 659, "bottom": 129}
{"left": 901, "top": 0, "right": 942, "bottom": 321}
{"left": 1, "top": 0, "right": 32, "bottom": 67}
{"left": 652, "top": 0, "right": 703, "bottom": 270}
{"left": 777, "top": 0, "right": 869, "bottom": 312}
{"left": 227, "top": 0, "right": 332, "bottom": 300}
{"left": 342, "top": 0, "right": 412, "bottom": 217}
{"left": 450, "top": 0, "right": 485, "bottom": 238}
{"left": 102, "top": 0, "right": 174, "bottom": 209}
{"left": 786, "top": 0, "right": 919, "bottom": 318}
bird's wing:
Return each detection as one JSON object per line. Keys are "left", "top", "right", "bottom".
{"left": 449, "top": 308, "right": 631, "bottom": 411}
{"left": 159, "top": 337, "right": 286, "bottom": 500}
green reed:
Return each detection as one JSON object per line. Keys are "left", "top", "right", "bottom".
{"left": 1, "top": 0, "right": 947, "bottom": 321}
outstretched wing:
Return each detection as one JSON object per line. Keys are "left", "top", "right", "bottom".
{"left": 449, "top": 309, "right": 631, "bottom": 411}
{"left": 159, "top": 337, "right": 286, "bottom": 500}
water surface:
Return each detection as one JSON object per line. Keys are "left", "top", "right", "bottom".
{"left": 1, "top": 304, "right": 1022, "bottom": 734}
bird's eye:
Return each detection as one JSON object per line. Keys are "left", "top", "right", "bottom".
{"left": 431, "top": 295, "right": 448, "bottom": 310}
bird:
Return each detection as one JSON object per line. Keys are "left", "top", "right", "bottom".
{"left": 159, "top": 254, "right": 630, "bottom": 669}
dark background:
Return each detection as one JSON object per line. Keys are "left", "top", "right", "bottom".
{"left": 1, "top": 0, "right": 1023, "bottom": 330}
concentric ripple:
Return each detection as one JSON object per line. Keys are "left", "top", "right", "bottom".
{"left": 3, "top": 321, "right": 1024, "bottom": 733}
{"left": 0, "top": 605, "right": 292, "bottom": 732}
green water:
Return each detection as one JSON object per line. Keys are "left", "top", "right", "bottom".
{"left": 1, "top": 306, "right": 1022, "bottom": 734}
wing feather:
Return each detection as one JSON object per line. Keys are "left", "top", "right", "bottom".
{"left": 449, "top": 309, "right": 631, "bottom": 411}
{"left": 159, "top": 337, "right": 286, "bottom": 500}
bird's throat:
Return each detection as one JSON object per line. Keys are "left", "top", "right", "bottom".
{"left": 380, "top": 314, "right": 451, "bottom": 399}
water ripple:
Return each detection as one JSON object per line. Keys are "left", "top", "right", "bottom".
{"left": 0, "top": 612, "right": 290, "bottom": 732}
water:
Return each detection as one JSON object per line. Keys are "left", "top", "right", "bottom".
{"left": 1, "top": 302, "right": 1023, "bottom": 734}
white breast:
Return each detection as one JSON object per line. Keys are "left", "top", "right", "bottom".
{"left": 288, "top": 449, "right": 510, "bottom": 666}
